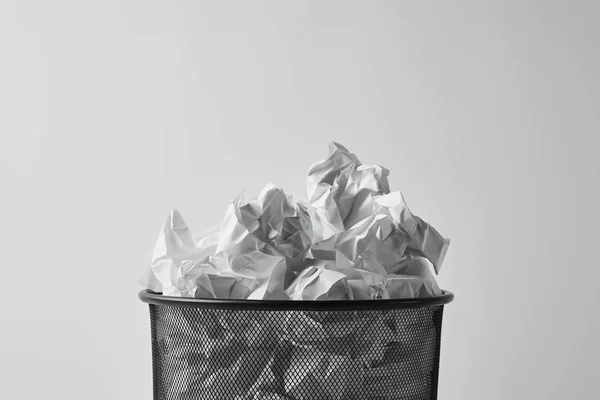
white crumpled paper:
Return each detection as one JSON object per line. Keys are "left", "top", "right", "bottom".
{"left": 141, "top": 142, "right": 449, "bottom": 300}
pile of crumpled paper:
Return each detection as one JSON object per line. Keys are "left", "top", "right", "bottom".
{"left": 140, "top": 142, "right": 449, "bottom": 300}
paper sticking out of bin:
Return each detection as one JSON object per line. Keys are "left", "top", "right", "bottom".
{"left": 140, "top": 142, "right": 450, "bottom": 301}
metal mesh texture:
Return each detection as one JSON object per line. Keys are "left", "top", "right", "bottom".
{"left": 147, "top": 304, "right": 445, "bottom": 400}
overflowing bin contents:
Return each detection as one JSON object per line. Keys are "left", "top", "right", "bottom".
{"left": 140, "top": 142, "right": 449, "bottom": 301}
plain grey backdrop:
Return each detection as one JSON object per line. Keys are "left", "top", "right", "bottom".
{"left": 1, "top": 1, "right": 599, "bottom": 399}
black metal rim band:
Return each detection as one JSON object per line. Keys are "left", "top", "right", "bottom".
{"left": 139, "top": 289, "right": 454, "bottom": 310}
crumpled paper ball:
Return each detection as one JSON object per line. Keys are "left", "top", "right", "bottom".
{"left": 140, "top": 142, "right": 449, "bottom": 300}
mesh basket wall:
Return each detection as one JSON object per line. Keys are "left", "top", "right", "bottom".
{"left": 147, "top": 304, "right": 445, "bottom": 400}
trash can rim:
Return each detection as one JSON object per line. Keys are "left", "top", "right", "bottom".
{"left": 138, "top": 289, "right": 453, "bottom": 310}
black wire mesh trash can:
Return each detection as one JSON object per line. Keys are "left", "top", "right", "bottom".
{"left": 139, "top": 290, "right": 454, "bottom": 400}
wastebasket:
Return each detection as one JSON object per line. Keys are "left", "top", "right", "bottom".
{"left": 139, "top": 289, "right": 454, "bottom": 400}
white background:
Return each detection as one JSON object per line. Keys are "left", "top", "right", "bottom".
{"left": 1, "top": 1, "right": 599, "bottom": 399}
